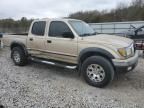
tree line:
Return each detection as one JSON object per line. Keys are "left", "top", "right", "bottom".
{"left": 0, "top": 0, "right": 144, "bottom": 33}
{"left": 69, "top": 0, "right": 144, "bottom": 23}
{"left": 0, "top": 17, "right": 33, "bottom": 33}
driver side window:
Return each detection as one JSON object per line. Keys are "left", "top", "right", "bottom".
{"left": 49, "top": 21, "right": 73, "bottom": 38}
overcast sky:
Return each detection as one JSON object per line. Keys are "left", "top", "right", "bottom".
{"left": 0, "top": 0, "right": 132, "bottom": 19}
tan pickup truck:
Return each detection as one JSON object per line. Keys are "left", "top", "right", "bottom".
{"left": 2, "top": 18, "right": 138, "bottom": 88}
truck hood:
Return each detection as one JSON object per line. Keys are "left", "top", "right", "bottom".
{"left": 82, "top": 34, "right": 133, "bottom": 48}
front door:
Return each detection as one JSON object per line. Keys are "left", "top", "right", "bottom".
{"left": 45, "top": 21, "right": 78, "bottom": 64}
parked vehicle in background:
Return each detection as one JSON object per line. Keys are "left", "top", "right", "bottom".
{"left": 122, "top": 25, "right": 144, "bottom": 53}
{"left": 124, "top": 25, "right": 144, "bottom": 40}
{"left": 2, "top": 18, "right": 139, "bottom": 88}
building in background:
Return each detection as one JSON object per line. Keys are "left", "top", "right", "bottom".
{"left": 89, "top": 21, "right": 144, "bottom": 35}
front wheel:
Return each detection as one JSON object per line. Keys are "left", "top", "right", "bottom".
{"left": 82, "top": 56, "right": 114, "bottom": 88}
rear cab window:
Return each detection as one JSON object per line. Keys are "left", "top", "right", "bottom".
{"left": 31, "top": 21, "right": 46, "bottom": 36}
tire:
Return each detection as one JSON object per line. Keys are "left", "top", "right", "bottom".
{"left": 11, "top": 47, "right": 28, "bottom": 66}
{"left": 81, "top": 56, "right": 114, "bottom": 88}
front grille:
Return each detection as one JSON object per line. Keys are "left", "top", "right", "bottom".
{"left": 132, "top": 43, "right": 136, "bottom": 56}
{"left": 132, "top": 43, "right": 135, "bottom": 54}
{"left": 127, "top": 43, "right": 135, "bottom": 58}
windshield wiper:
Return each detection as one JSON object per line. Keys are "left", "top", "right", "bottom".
{"left": 80, "top": 32, "right": 97, "bottom": 37}
{"left": 80, "top": 33, "right": 91, "bottom": 36}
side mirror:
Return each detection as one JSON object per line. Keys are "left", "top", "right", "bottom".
{"left": 62, "top": 32, "right": 74, "bottom": 39}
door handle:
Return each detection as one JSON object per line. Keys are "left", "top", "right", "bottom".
{"left": 29, "top": 38, "right": 33, "bottom": 41}
{"left": 47, "top": 40, "right": 52, "bottom": 43}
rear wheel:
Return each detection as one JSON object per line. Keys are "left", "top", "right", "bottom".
{"left": 11, "top": 47, "right": 28, "bottom": 66}
{"left": 82, "top": 56, "right": 114, "bottom": 88}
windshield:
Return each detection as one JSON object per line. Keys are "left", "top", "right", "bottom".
{"left": 69, "top": 20, "right": 96, "bottom": 37}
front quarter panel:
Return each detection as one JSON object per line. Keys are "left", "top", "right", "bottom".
{"left": 78, "top": 39, "right": 121, "bottom": 60}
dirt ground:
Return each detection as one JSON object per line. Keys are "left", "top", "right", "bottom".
{"left": 0, "top": 48, "right": 144, "bottom": 108}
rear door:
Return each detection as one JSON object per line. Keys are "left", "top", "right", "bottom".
{"left": 27, "top": 21, "right": 46, "bottom": 57}
{"left": 45, "top": 21, "right": 78, "bottom": 64}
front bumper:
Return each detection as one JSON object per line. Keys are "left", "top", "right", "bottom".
{"left": 112, "top": 51, "right": 139, "bottom": 73}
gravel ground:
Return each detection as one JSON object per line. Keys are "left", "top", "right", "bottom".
{"left": 0, "top": 48, "right": 144, "bottom": 108}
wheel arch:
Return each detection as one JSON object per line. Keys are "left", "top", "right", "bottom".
{"left": 10, "top": 41, "right": 28, "bottom": 56}
{"left": 78, "top": 47, "right": 115, "bottom": 75}
{"left": 78, "top": 48, "right": 115, "bottom": 63}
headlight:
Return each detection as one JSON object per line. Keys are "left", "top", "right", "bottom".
{"left": 118, "top": 48, "right": 127, "bottom": 57}
{"left": 118, "top": 46, "right": 133, "bottom": 57}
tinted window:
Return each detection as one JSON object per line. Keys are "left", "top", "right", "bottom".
{"left": 49, "top": 21, "right": 72, "bottom": 37}
{"left": 32, "top": 21, "right": 46, "bottom": 36}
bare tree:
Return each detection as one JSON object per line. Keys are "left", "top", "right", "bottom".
{"left": 132, "top": 0, "right": 144, "bottom": 7}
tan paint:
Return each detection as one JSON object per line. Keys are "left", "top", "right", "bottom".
{"left": 2, "top": 18, "right": 134, "bottom": 64}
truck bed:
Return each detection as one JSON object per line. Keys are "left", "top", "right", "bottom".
{"left": 3, "top": 33, "right": 28, "bottom": 47}
{"left": 9, "top": 33, "right": 28, "bottom": 36}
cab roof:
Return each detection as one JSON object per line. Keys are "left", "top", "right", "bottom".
{"left": 35, "top": 18, "right": 82, "bottom": 22}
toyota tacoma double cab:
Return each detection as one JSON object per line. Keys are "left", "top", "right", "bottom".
{"left": 2, "top": 18, "right": 138, "bottom": 88}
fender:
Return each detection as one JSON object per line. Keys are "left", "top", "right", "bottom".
{"left": 77, "top": 47, "right": 115, "bottom": 76}
{"left": 78, "top": 47, "right": 115, "bottom": 63}
{"left": 10, "top": 41, "right": 28, "bottom": 56}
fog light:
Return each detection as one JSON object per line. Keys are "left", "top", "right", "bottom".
{"left": 128, "top": 66, "right": 132, "bottom": 71}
